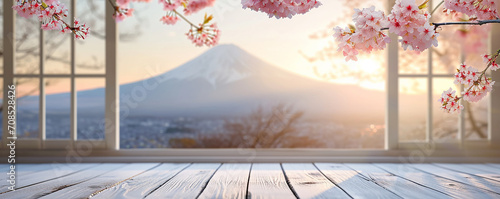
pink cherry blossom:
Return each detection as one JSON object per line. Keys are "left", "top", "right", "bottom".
{"left": 332, "top": 6, "right": 390, "bottom": 61}
{"left": 483, "top": 54, "right": 500, "bottom": 71}
{"left": 438, "top": 88, "right": 464, "bottom": 113}
{"left": 454, "top": 63, "right": 479, "bottom": 85}
{"left": 241, "top": 0, "right": 322, "bottom": 19}
{"left": 388, "top": 0, "right": 439, "bottom": 52}
{"left": 160, "top": 13, "right": 179, "bottom": 25}
{"left": 462, "top": 76, "right": 494, "bottom": 102}
{"left": 184, "top": 0, "right": 216, "bottom": 15}
{"left": 444, "top": 0, "right": 499, "bottom": 20}
{"left": 113, "top": 7, "right": 135, "bottom": 22}
{"left": 186, "top": 23, "right": 220, "bottom": 47}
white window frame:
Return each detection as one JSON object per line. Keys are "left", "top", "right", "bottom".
{"left": 1, "top": 0, "right": 499, "bottom": 157}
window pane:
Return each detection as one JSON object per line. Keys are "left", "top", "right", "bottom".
{"left": 16, "top": 78, "right": 39, "bottom": 138}
{"left": 399, "top": 46, "right": 427, "bottom": 74}
{"left": 399, "top": 78, "right": 427, "bottom": 141}
{"left": 46, "top": 78, "right": 71, "bottom": 139}
{"left": 15, "top": 14, "right": 39, "bottom": 74}
{"left": 75, "top": 0, "right": 105, "bottom": 74}
{"left": 77, "top": 78, "right": 105, "bottom": 140}
{"left": 464, "top": 96, "right": 488, "bottom": 140}
{"left": 433, "top": 78, "right": 459, "bottom": 141}
{"left": 44, "top": 0, "right": 71, "bottom": 74}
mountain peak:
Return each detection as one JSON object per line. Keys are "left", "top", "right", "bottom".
{"left": 162, "top": 44, "right": 281, "bottom": 87}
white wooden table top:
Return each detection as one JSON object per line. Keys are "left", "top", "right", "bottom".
{"left": 1, "top": 163, "right": 499, "bottom": 198}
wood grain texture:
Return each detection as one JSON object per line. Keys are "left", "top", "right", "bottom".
{"left": 376, "top": 163, "right": 500, "bottom": 198}
{"left": 93, "top": 163, "right": 190, "bottom": 199}
{"left": 39, "top": 163, "right": 159, "bottom": 199}
{"left": 0, "top": 163, "right": 97, "bottom": 192}
{"left": 315, "top": 163, "right": 400, "bottom": 198}
{"left": 198, "top": 163, "right": 251, "bottom": 199}
{"left": 282, "top": 163, "right": 349, "bottom": 199}
{"left": 0, "top": 163, "right": 126, "bottom": 199}
{"left": 345, "top": 163, "right": 450, "bottom": 199}
{"left": 247, "top": 163, "right": 296, "bottom": 199}
{"left": 486, "top": 164, "right": 500, "bottom": 170}
{"left": 146, "top": 163, "right": 221, "bottom": 199}
{"left": 434, "top": 164, "right": 500, "bottom": 183}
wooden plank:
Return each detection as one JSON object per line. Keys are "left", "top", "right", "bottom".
{"left": 487, "top": 164, "right": 500, "bottom": 170}
{"left": 198, "top": 163, "right": 251, "bottom": 199}
{"left": 0, "top": 163, "right": 126, "bottom": 198}
{"left": 434, "top": 164, "right": 500, "bottom": 183}
{"left": 315, "top": 163, "right": 399, "bottom": 198}
{"left": 146, "top": 163, "right": 221, "bottom": 199}
{"left": 0, "top": 163, "right": 97, "bottom": 192}
{"left": 282, "top": 163, "right": 349, "bottom": 199}
{"left": 92, "top": 163, "right": 190, "bottom": 198}
{"left": 376, "top": 163, "right": 500, "bottom": 198}
{"left": 247, "top": 163, "right": 296, "bottom": 199}
{"left": 39, "top": 163, "right": 159, "bottom": 199}
{"left": 346, "top": 163, "right": 450, "bottom": 198}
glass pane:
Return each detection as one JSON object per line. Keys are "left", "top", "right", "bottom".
{"left": 399, "top": 78, "right": 427, "bottom": 141}
{"left": 15, "top": 13, "right": 39, "bottom": 74}
{"left": 75, "top": 0, "right": 105, "bottom": 74}
{"left": 16, "top": 78, "right": 39, "bottom": 138}
{"left": 433, "top": 78, "right": 459, "bottom": 141}
{"left": 46, "top": 78, "right": 71, "bottom": 139}
{"left": 44, "top": 0, "right": 71, "bottom": 74}
{"left": 77, "top": 78, "right": 105, "bottom": 140}
{"left": 465, "top": 96, "right": 488, "bottom": 140}
{"left": 399, "top": 46, "right": 428, "bottom": 74}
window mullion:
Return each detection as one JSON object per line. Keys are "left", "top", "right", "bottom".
{"left": 386, "top": 0, "right": 399, "bottom": 150}
{"left": 489, "top": 24, "right": 500, "bottom": 148}
{"left": 2, "top": 0, "right": 15, "bottom": 148}
{"left": 70, "top": 0, "right": 77, "bottom": 146}
{"left": 105, "top": 0, "right": 120, "bottom": 150}
{"left": 39, "top": 24, "right": 46, "bottom": 149}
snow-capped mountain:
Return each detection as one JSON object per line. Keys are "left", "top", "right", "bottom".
{"left": 21, "top": 44, "right": 395, "bottom": 122}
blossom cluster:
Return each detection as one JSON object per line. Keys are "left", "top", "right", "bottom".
{"left": 438, "top": 88, "right": 464, "bottom": 113}
{"left": 333, "top": 0, "right": 440, "bottom": 61}
{"left": 113, "top": 0, "right": 151, "bottom": 22}
{"left": 12, "top": 0, "right": 89, "bottom": 39}
{"left": 241, "top": 0, "right": 322, "bottom": 19}
{"left": 444, "top": 0, "right": 499, "bottom": 20}
{"left": 388, "top": 0, "right": 438, "bottom": 51}
{"left": 333, "top": 6, "right": 390, "bottom": 61}
{"left": 186, "top": 14, "right": 220, "bottom": 47}
{"left": 158, "top": 0, "right": 215, "bottom": 15}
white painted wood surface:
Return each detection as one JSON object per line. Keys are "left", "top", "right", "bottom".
{"left": 0, "top": 163, "right": 125, "bottom": 199}
{"left": 315, "top": 163, "right": 400, "bottom": 198}
{"left": 410, "top": 164, "right": 500, "bottom": 194}
{"left": 0, "top": 163, "right": 96, "bottom": 192}
{"left": 247, "top": 163, "right": 296, "bottom": 199}
{"left": 146, "top": 163, "right": 221, "bottom": 199}
{"left": 434, "top": 164, "right": 500, "bottom": 183}
{"left": 282, "top": 163, "right": 349, "bottom": 199}
{"left": 198, "top": 163, "right": 251, "bottom": 199}
{"left": 94, "top": 163, "right": 190, "bottom": 199}
{"left": 376, "top": 163, "right": 500, "bottom": 198}
{"left": 346, "top": 163, "right": 450, "bottom": 198}
{"left": 39, "top": 163, "right": 158, "bottom": 199}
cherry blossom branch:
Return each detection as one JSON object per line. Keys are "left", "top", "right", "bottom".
{"left": 379, "top": 19, "right": 500, "bottom": 31}
{"left": 172, "top": 9, "right": 200, "bottom": 29}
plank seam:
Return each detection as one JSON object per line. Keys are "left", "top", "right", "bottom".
{"left": 312, "top": 163, "right": 354, "bottom": 199}
{"left": 0, "top": 163, "right": 101, "bottom": 195}
{"left": 195, "top": 163, "right": 223, "bottom": 199}
{"left": 372, "top": 164, "right": 458, "bottom": 198}
{"left": 143, "top": 163, "right": 193, "bottom": 198}
{"left": 432, "top": 163, "right": 500, "bottom": 183}
{"left": 89, "top": 163, "right": 163, "bottom": 198}
{"left": 343, "top": 163, "right": 404, "bottom": 199}
{"left": 409, "top": 164, "right": 500, "bottom": 195}
{"left": 279, "top": 163, "right": 299, "bottom": 199}
{"left": 245, "top": 163, "right": 253, "bottom": 199}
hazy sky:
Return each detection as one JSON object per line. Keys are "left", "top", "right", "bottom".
{"left": 116, "top": 0, "right": 346, "bottom": 84}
